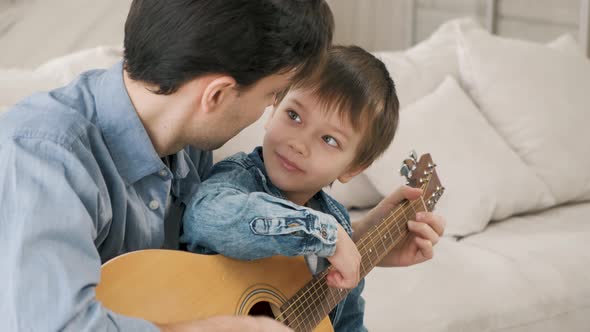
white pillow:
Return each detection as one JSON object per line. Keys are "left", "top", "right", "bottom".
{"left": 365, "top": 77, "right": 554, "bottom": 236}
{"left": 319, "top": 17, "right": 485, "bottom": 208}
{"left": 458, "top": 29, "right": 590, "bottom": 205}
{"left": 546, "top": 34, "right": 582, "bottom": 55}
{"left": 374, "top": 17, "right": 484, "bottom": 109}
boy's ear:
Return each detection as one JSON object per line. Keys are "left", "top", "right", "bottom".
{"left": 201, "top": 75, "right": 237, "bottom": 114}
{"left": 337, "top": 164, "right": 368, "bottom": 184}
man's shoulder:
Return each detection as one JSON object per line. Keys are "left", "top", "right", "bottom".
{"left": 0, "top": 81, "right": 100, "bottom": 149}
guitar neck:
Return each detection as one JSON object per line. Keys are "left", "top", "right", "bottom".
{"left": 278, "top": 198, "right": 427, "bottom": 331}
{"left": 358, "top": 198, "right": 427, "bottom": 278}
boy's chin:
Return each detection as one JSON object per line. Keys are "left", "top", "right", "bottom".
{"left": 267, "top": 170, "right": 303, "bottom": 191}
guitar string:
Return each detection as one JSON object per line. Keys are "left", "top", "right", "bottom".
{"left": 275, "top": 174, "right": 435, "bottom": 327}
{"left": 275, "top": 190, "right": 430, "bottom": 329}
{"left": 280, "top": 175, "right": 435, "bottom": 329}
{"left": 286, "top": 197, "right": 427, "bottom": 331}
{"left": 287, "top": 178, "right": 436, "bottom": 329}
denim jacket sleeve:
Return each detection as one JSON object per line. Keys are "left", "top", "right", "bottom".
{"left": 180, "top": 159, "right": 339, "bottom": 259}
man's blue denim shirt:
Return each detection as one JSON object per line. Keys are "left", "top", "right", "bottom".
{"left": 181, "top": 147, "right": 367, "bottom": 331}
{"left": 0, "top": 61, "right": 211, "bottom": 331}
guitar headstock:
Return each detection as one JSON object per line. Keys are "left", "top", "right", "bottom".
{"left": 399, "top": 150, "right": 444, "bottom": 212}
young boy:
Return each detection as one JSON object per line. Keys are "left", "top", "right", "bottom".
{"left": 181, "top": 45, "right": 431, "bottom": 331}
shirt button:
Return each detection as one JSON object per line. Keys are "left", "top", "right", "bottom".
{"left": 320, "top": 224, "right": 329, "bottom": 239}
{"left": 148, "top": 200, "right": 160, "bottom": 210}
{"left": 159, "top": 169, "right": 168, "bottom": 177}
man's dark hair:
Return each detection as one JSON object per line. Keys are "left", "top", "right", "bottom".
{"left": 124, "top": 0, "right": 334, "bottom": 94}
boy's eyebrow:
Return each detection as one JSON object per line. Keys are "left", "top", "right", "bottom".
{"left": 292, "top": 96, "right": 352, "bottom": 141}
{"left": 327, "top": 123, "right": 350, "bottom": 141}
{"left": 292, "top": 98, "right": 308, "bottom": 113}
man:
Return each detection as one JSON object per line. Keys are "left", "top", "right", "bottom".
{"left": 0, "top": 0, "right": 333, "bottom": 330}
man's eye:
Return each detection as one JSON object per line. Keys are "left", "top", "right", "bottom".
{"left": 322, "top": 135, "right": 339, "bottom": 147}
{"left": 287, "top": 110, "right": 302, "bottom": 123}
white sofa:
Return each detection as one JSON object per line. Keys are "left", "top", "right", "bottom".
{"left": 218, "top": 18, "right": 590, "bottom": 331}
{"left": 2, "top": 18, "right": 589, "bottom": 332}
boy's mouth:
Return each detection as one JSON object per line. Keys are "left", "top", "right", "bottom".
{"left": 276, "top": 152, "right": 303, "bottom": 173}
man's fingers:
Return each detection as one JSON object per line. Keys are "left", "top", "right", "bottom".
{"left": 252, "top": 316, "right": 293, "bottom": 331}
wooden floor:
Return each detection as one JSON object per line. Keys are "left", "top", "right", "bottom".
{"left": 0, "top": 0, "right": 132, "bottom": 68}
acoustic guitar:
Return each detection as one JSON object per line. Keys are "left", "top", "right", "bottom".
{"left": 96, "top": 151, "right": 444, "bottom": 331}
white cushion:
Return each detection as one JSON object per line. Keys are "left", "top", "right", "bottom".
{"left": 546, "top": 33, "right": 582, "bottom": 55}
{"left": 458, "top": 29, "right": 590, "bottom": 204}
{"left": 325, "top": 17, "right": 485, "bottom": 207}
{"left": 365, "top": 77, "right": 553, "bottom": 236}
{"left": 374, "top": 17, "right": 484, "bottom": 109}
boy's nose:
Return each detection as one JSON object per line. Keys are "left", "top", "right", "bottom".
{"left": 288, "top": 139, "right": 308, "bottom": 157}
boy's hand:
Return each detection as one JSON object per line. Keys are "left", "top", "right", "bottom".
{"left": 326, "top": 224, "right": 361, "bottom": 289}
{"left": 354, "top": 185, "right": 446, "bottom": 267}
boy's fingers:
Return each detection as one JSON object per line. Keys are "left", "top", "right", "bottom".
{"left": 384, "top": 186, "right": 422, "bottom": 206}
{"left": 414, "top": 212, "right": 446, "bottom": 237}
{"left": 408, "top": 220, "right": 439, "bottom": 245}
{"left": 415, "top": 237, "right": 434, "bottom": 260}
{"left": 328, "top": 269, "right": 358, "bottom": 289}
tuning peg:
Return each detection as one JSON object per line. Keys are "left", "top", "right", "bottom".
{"left": 409, "top": 150, "right": 418, "bottom": 162}
{"left": 428, "top": 162, "right": 437, "bottom": 169}
{"left": 400, "top": 164, "right": 412, "bottom": 180}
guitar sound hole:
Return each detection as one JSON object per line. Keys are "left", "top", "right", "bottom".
{"left": 248, "top": 301, "right": 275, "bottom": 318}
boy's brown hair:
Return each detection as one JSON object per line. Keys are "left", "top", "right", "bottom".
{"left": 275, "top": 45, "right": 399, "bottom": 170}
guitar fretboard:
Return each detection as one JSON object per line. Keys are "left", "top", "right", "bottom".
{"left": 277, "top": 198, "right": 427, "bottom": 331}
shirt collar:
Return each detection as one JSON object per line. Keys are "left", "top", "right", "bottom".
{"left": 94, "top": 61, "right": 166, "bottom": 184}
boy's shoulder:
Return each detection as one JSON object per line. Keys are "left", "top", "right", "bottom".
{"left": 218, "top": 151, "right": 256, "bottom": 169}
{"left": 204, "top": 147, "right": 272, "bottom": 193}
{"left": 316, "top": 190, "right": 352, "bottom": 227}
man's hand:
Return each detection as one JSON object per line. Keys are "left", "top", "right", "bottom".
{"left": 353, "top": 185, "right": 446, "bottom": 267}
{"left": 326, "top": 224, "right": 361, "bottom": 289}
{"left": 156, "top": 315, "right": 293, "bottom": 332}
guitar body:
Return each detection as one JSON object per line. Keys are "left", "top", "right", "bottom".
{"left": 96, "top": 249, "right": 333, "bottom": 331}
{"left": 97, "top": 153, "right": 444, "bottom": 332}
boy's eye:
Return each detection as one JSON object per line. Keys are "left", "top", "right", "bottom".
{"left": 322, "top": 135, "right": 339, "bottom": 147}
{"left": 287, "top": 110, "right": 302, "bottom": 123}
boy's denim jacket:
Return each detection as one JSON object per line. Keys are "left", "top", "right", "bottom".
{"left": 181, "top": 147, "right": 367, "bottom": 331}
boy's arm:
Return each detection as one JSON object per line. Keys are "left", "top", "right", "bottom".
{"left": 182, "top": 160, "right": 363, "bottom": 289}
{"left": 0, "top": 139, "right": 160, "bottom": 331}
{"left": 181, "top": 183, "right": 339, "bottom": 259}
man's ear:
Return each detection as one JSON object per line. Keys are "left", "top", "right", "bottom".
{"left": 201, "top": 75, "right": 237, "bottom": 114}
{"left": 337, "top": 164, "right": 369, "bottom": 184}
